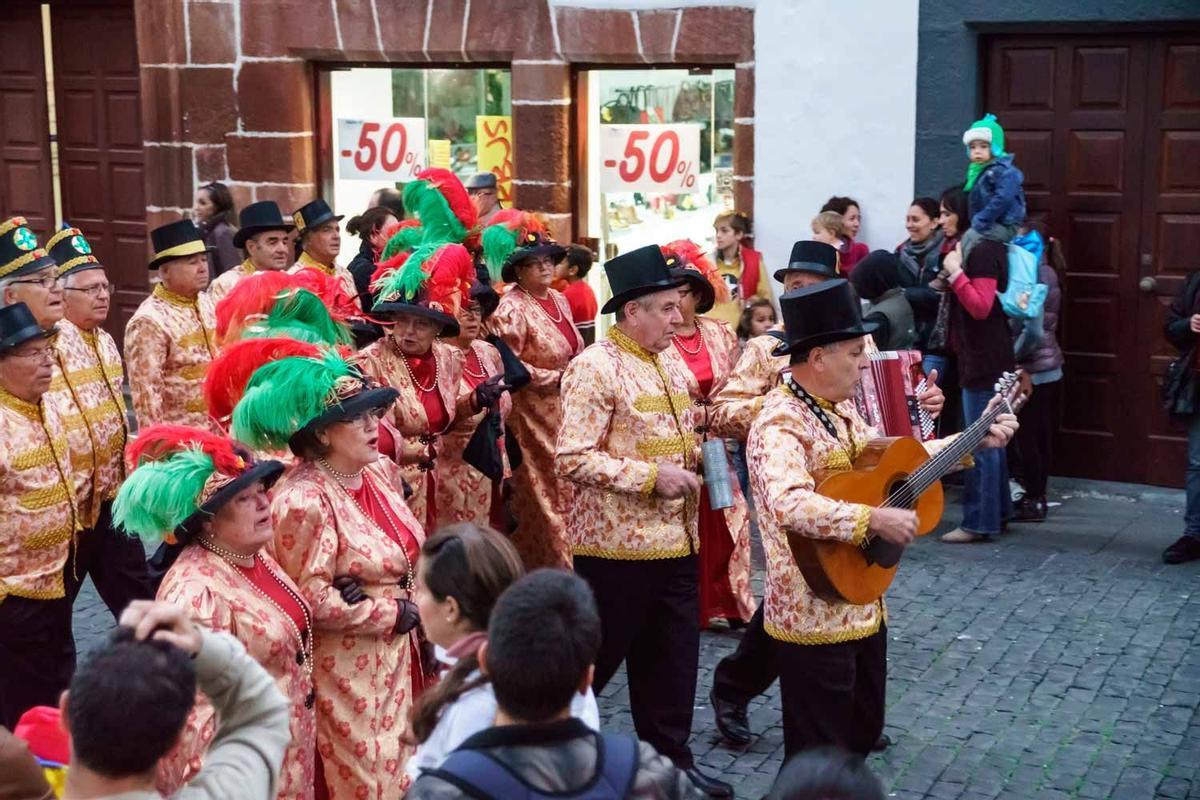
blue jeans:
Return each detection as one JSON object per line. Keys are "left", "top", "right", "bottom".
{"left": 923, "top": 353, "right": 947, "bottom": 383}
{"left": 1185, "top": 413, "right": 1200, "bottom": 537}
{"left": 961, "top": 387, "right": 1011, "bottom": 535}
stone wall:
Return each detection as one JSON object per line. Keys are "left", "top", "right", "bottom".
{"left": 134, "top": 0, "right": 755, "bottom": 241}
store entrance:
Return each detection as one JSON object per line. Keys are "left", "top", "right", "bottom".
{"left": 575, "top": 68, "right": 735, "bottom": 335}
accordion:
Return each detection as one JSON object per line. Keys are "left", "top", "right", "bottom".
{"left": 855, "top": 350, "right": 935, "bottom": 441}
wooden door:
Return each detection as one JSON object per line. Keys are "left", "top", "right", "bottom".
{"left": 987, "top": 31, "right": 1200, "bottom": 487}
{"left": 51, "top": 0, "right": 146, "bottom": 347}
{"left": 0, "top": 2, "right": 54, "bottom": 236}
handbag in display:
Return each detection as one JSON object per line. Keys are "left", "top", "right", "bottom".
{"left": 855, "top": 350, "right": 935, "bottom": 441}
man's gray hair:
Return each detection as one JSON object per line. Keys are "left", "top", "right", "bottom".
{"left": 0, "top": 275, "right": 18, "bottom": 309}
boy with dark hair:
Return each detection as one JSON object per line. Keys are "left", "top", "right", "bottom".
{"left": 555, "top": 245, "right": 599, "bottom": 345}
{"left": 409, "top": 570, "right": 699, "bottom": 799}
{"left": 59, "top": 600, "right": 290, "bottom": 800}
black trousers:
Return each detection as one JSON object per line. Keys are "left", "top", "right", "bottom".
{"left": 67, "top": 500, "right": 155, "bottom": 618}
{"left": 1011, "top": 379, "right": 1060, "bottom": 499}
{"left": 776, "top": 626, "right": 887, "bottom": 758}
{"left": 712, "top": 601, "right": 778, "bottom": 706}
{"left": 574, "top": 555, "right": 699, "bottom": 768}
{"left": 0, "top": 592, "right": 75, "bottom": 729}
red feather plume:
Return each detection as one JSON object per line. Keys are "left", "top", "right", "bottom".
{"left": 288, "top": 267, "right": 358, "bottom": 322}
{"left": 663, "top": 239, "right": 730, "bottom": 305}
{"left": 417, "top": 167, "right": 478, "bottom": 233}
{"left": 125, "top": 424, "right": 243, "bottom": 476}
{"left": 203, "top": 337, "right": 322, "bottom": 422}
{"left": 422, "top": 243, "right": 475, "bottom": 318}
{"left": 215, "top": 271, "right": 297, "bottom": 342}
{"left": 370, "top": 250, "right": 411, "bottom": 291}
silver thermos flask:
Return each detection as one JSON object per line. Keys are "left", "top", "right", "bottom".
{"left": 701, "top": 439, "right": 734, "bottom": 510}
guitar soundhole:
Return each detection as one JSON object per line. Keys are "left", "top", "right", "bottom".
{"left": 885, "top": 476, "right": 917, "bottom": 509}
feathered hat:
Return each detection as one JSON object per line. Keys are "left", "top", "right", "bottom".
{"left": 112, "top": 425, "right": 284, "bottom": 545}
{"left": 403, "top": 168, "right": 477, "bottom": 245}
{"left": 215, "top": 270, "right": 354, "bottom": 347}
{"left": 478, "top": 209, "right": 552, "bottom": 283}
{"left": 204, "top": 337, "right": 323, "bottom": 424}
{"left": 369, "top": 242, "right": 475, "bottom": 336}
{"left": 661, "top": 239, "right": 729, "bottom": 314}
{"left": 231, "top": 348, "right": 398, "bottom": 455}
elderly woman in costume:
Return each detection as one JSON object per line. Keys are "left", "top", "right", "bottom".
{"left": 358, "top": 243, "right": 504, "bottom": 532}
{"left": 487, "top": 229, "right": 584, "bottom": 569}
{"left": 231, "top": 349, "right": 427, "bottom": 799}
{"left": 111, "top": 425, "right": 315, "bottom": 799}
{"left": 658, "top": 240, "right": 755, "bottom": 628}
{"left": 436, "top": 281, "right": 513, "bottom": 529}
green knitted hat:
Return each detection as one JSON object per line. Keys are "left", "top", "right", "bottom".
{"left": 962, "top": 113, "right": 1007, "bottom": 157}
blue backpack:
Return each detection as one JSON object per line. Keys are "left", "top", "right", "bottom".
{"left": 997, "top": 231, "right": 1048, "bottom": 320}
{"left": 427, "top": 732, "right": 639, "bottom": 800}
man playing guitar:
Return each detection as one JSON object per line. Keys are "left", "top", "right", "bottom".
{"left": 747, "top": 279, "right": 1017, "bottom": 759}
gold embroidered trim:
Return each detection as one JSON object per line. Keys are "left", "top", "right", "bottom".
{"left": 240, "top": 259, "right": 256, "bottom": 275}
{"left": 19, "top": 483, "right": 70, "bottom": 511}
{"left": 23, "top": 520, "right": 74, "bottom": 551}
{"left": 607, "top": 326, "right": 655, "bottom": 363}
{"left": 0, "top": 388, "right": 41, "bottom": 421}
{"left": 0, "top": 217, "right": 26, "bottom": 237}
{"left": 640, "top": 464, "right": 659, "bottom": 497}
{"left": 12, "top": 444, "right": 58, "bottom": 471}
{"left": 0, "top": 250, "right": 49, "bottom": 279}
{"left": 178, "top": 331, "right": 210, "bottom": 348}
{"left": 572, "top": 543, "right": 693, "bottom": 561}
{"left": 851, "top": 505, "right": 871, "bottom": 546}
{"left": 185, "top": 396, "right": 208, "bottom": 413}
{"left": 56, "top": 255, "right": 99, "bottom": 274}
{"left": 635, "top": 433, "right": 695, "bottom": 459}
{"left": 180, "top": 363, "right": 209, "bottom": 380}
{"left": 59, "top": 402, "right": 123, "bottom": 434}
{"left": 50, "top": 363, "right": 119, "bottom": 390}
{"left": 298, "top": 251, "right": 335, "bottom": 275}
{"left": 764, "top": 616, "right": 882, "bottom": 646}
{"left": 153, "top": 283, "right": 199, "bottom": 308}
{"left": 821, "top": 450, "right": 853, "bottom": 472}
{"left": 633, "top": 392, "right": 693, "bottom": 415}
{"left": 0, "top": 578, "right": 66, "bottom": 603}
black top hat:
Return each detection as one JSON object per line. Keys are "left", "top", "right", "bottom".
{"left": 0, "top": 302, "right": 54, "bottom": 353}
{"left": 464, "top": 173, "right": 498, "bottom": 191}
{"left": 771, "top": 279, "right": 879, "bottom": 357}
{"left": 501, "top": 232, "right": 567, "bottom": 284}
{"left": 292, "top": 199, "right": 343, "bottom": 236}
{"left": 290, "top": 385, "right": 400, "bottom": 452}
{"left": 46, "top": 227, "right": 103, "bottom": 281}
{"left": 601, "top": 244, "right": 684, "bottom": 315}
{"left": 0, "top": 217, "right": 57, "bottom": 281}
{"left": 149, "top": 219, "right": 213, "bottom": 271}
{"left": 234, "top": 201, "right": 294, "bottom": 248}
{"left": 773, "top": 240, "right": 839, "bottom": 283}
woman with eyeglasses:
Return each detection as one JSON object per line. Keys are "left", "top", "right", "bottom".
{"left": 231, "top": 348, "right": 429, "bottom": 799}
{"left": 488, "top": 233, "right": 584, "bottom": 570}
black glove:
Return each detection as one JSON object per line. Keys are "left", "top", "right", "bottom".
{"left": 394, "top": 598, "right": 420, "bottom": 635}
{"left": 473, "top": 374, "right": 510, "bottom": 410}
{"left": 333, "top": 576, "right": 367, "bottom": 605}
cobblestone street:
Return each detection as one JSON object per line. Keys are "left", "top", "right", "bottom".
{"left": 72, "top": 478, "right": 1200, "bottom": 799}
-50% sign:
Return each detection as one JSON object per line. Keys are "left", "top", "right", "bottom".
{"left": 599, "top": 124, "right": 701, "bottom": 194}
{"left": 337, "top": 118, "right": 426, "bottom": 181}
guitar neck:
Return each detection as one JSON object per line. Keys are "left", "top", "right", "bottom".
{"left": 888, "top": 398, "right": 1011, "bottom": 505}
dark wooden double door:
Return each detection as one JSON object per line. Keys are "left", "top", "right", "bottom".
{"left": 986, "top": 32, "right": 1200, "bottom": 487}
{"left": 0, "top": 0, "right": 145, "bottom": 347}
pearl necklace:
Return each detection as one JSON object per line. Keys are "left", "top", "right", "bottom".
{"left": 197, "top": 540, "right": 316, "bottom": 709}
{"left": 673, "top": 328, "right": 705, "bottom": 355}
{"left": 391, "top": 339, "right": 438, "bottom": 394}
{"left": 322, "top": 466, "right": 415, "bottom": 592}
{"left": 521, "top": 286, "right": 565, "bottom": 324}
{"left": 463, "top": 346, "right": 488, "bottom": 380}
{"left": 316, "top": 456, "right": 363, "bottom": 482}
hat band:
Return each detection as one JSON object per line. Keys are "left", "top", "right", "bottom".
{"left": 0, "top": 249, "right": 51, "bottom": 280}
{"left": 57, "top": 255, "right": 100, "bottom": 275}
{"left": 154, "top": 240, "right": 208, "bottom": 263}
{"left": 786, "top": 260, "right": 833, "bottom": 272}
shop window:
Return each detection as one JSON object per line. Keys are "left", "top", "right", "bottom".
{"left": 577, "top": 68, "right": 736, "bottom": 333}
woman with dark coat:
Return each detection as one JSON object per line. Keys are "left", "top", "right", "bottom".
{"left": 192, "top": 181, "right": 240, "bottom": 276}
{"left": 851, "top": 250, "right": 917, "bottom": 351}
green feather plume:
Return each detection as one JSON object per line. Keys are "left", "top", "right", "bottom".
{"left": 382, "top": 223, "right": 424, "bottom": 261}
{"left": 481, "top": 224, "right": 518, "bottom": 282}
{"left": 373, "top": 242, "right": 440, "bottom": 303}
{"left": 260, "top": 289, "right": 352, "bottom": 346}
{"left": 231, "top": 349, "right": 352, "bottom": 450}
{"left": 112, "top": 449, "right": 214, "bottom": 543}
{"left": 405, "top": 179, "right": 467, "bottom": 244}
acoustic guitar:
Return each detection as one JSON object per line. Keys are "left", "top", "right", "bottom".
{"left": 788, "top": 371, "right": 1031, "bottom": 606}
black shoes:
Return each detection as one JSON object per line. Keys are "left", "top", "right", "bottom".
{"left": 1163, "top": 534, "right": 1200, "bottom": 564}
{"left": 685, "top": 766, "right": 734, "bottom": 798}
{"left": 1011, "top": 496, "right": 1047, "bottom": 523}
{"left": 872, "top": 733, "right": 893, "bottom": 752}
{"left": 709, "top": 690, "right": 752, "bottom": 746}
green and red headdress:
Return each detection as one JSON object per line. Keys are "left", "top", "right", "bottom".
{"left": 661, "top": 238, "right": 729, "bottom": 314}
{"left": 479, "top": 209, "right": 550, "bottom": 283}
{"left": 369, "top": 242, "right": 475, "bottom": 336}
{"left": 203, "top": 336, "right": 323, "bottom": 424}
{"left": 113, "top": 425, "right": 283, "bottom": 545}
{"left": 216, "top": 270, "right": 354, "bottom": 347}
{"left": 231, "top": 348, "right": 398, "bottom": 455}
{"left": 402, "top": 168, "right": 477, "bottom": 246}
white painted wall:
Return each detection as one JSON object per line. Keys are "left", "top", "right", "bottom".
{"left": 753, "top": 1, "right": 919, "bottom": 289}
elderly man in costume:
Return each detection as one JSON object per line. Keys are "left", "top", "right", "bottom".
{"left": 0, "top": 294, "right": 80, "bottom": 728}
{"left": 555, "top": 245, "right": 733, "bottom": 799}
{"left": 707, "top": 240, "right": 945, "bottom": 747}
{"left": 748, "top": 279, "right": 1016, "bottom": 759}
{"left": 207, "top": 200, "right": 295, "bottom": 303}
{"left": 125, "top": 219, "right": 219, "bottom": 432}
{"left": 289, "top": 199, "right": 360, "bottom": 310}
{"left": 44, "top": 226, "right": 153, "bottom": 616}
